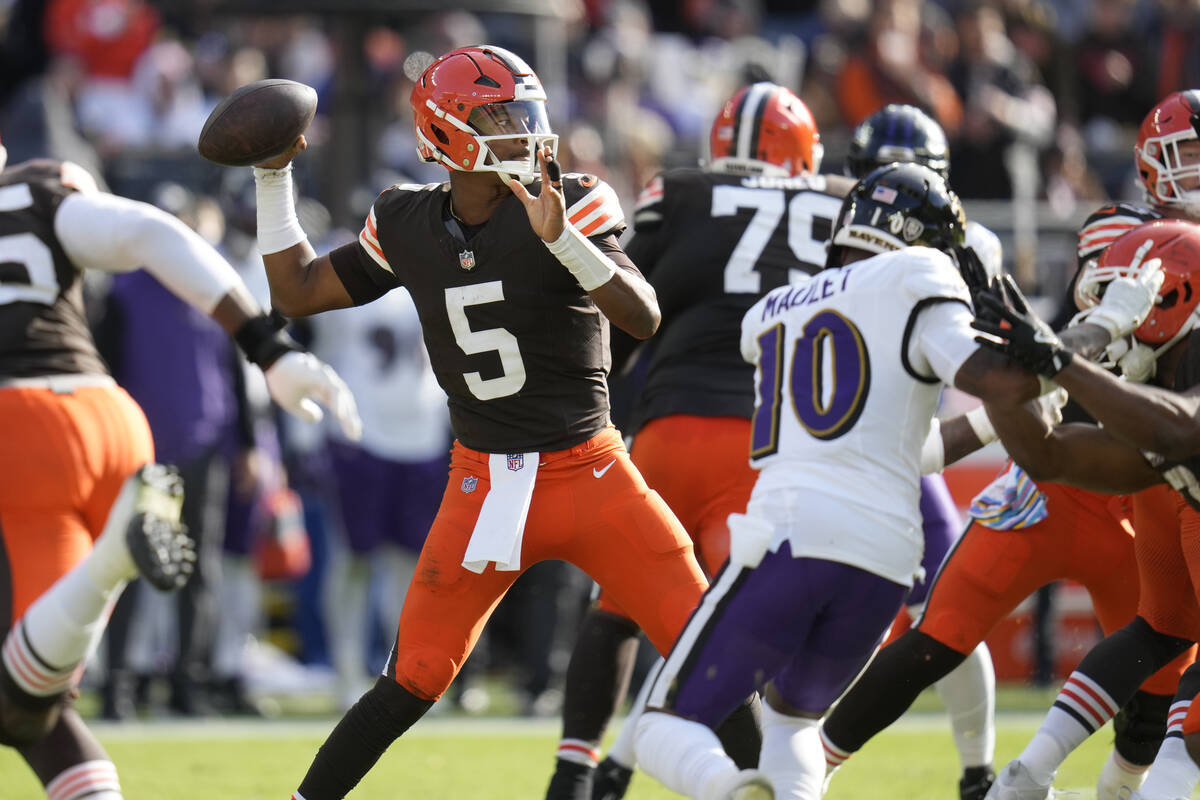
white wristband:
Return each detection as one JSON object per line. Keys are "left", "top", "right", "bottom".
{"left": 545, "top": 224, "right": 617, "bottom": 291}
{"left": 965, "top": 406, "right": 997, "bottom": 445}
{"left": 253, "top": 165, "right": 308, "bottom": 255}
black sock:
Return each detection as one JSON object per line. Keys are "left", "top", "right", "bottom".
{"left": 1058, "top": 616, "right": 1193, "bottom": 736}
{"left": 559, "top": 609, "right": 641, "bottom": 743}
{"left": 715, "top": 693, "right": 763, "bottom": 769}
{"left": 823, "top": 629, "right": 967, "bottom": 754}
{"left": 296, "top": 677, "right": 432, "bottom": 800}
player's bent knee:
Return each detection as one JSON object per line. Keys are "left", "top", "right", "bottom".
{"left": 393, "top": 647, "right": 459, "bottom": 701}
{"left": 0, "top": 676, "right": 64, "bottom": 747}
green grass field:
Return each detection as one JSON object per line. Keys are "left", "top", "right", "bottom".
{"left": 0, "top": 709, "right": 1136, "bottom": 799}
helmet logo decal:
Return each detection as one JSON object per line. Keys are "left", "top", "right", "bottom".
{"left": 871, "top": 185, "right": 898, "bottom": 204}
{"left": 888, "top": 212, "right": 905, "bottom": 235}
{"left": 902, "top": 217, "right": 926, "bottom": 242}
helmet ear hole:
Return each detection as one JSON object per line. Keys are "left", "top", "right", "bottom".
{"left": 1161, "top": 288, "right": 1180, "bottom": 311}
{"left": 432, "top": 125, "right": 451, "bottom": 146}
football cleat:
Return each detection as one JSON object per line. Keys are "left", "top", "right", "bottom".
{"left": 961, "top": 766, "right": 996, "bottom": 800}
{"left": 121, "top": 464, "right": 195, "bottom": 591}
{"left": 985, "top": 760, "right": 1056, "bottom": 800}
{"left": 592, "top": 756, "right": 633, "bottom": 800}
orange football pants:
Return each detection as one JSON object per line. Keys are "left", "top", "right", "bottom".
{"left": 387, "top": 427, "right": 708, "bottom": 701}
{"left": 918, "top": 481, "right": 1192, "bottom": 695}
{"left": 0, "top": 384, "right": 154, "bottom": 627}
{"left": 1134, "top": 485, "right": 1200, "bottom": 642}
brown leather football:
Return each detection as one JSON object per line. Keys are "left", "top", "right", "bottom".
{"left": 198, "top": 79, "right": 317, "bottom": 167}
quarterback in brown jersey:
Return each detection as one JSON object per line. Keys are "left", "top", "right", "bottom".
{"left": 249, "top": 46, "right": 723, "bottom": 800}
{"left": 0, "top": 146, "right": 359, "bottom": 799}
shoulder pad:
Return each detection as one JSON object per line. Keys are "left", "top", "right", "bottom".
{"left": 898, "top": 247, "right": 971, "bottom": 306}
{"left": 1077, "top": 203, "right": 1162, "bottom": 261}
{"left": 563, "top": 174, "right": 625, "bottom": 237}
{"left": 392, "top": 182, "right": 444, "bottom": 194}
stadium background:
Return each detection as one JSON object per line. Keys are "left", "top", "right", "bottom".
{"left": 0, "top": 0, "right": 1184, "bottom": 730}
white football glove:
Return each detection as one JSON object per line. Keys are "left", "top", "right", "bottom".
{"left": 1079, "top": 240, "right": 1164, "bottom": 341}
{"left": 264, "top": 351, "right": 363, "bottom": 440}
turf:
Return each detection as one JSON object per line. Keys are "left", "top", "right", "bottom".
{"left": 0, "top": 710, "right": 1142, "bottom": 800}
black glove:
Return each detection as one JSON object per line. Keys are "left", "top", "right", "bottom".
{"left": 233, "top": 309, "right": 303, "bottom": 370}
{"left": 953, "top": 244, "right": 991, "bottom": 295}
{"left": 971, "top": 274, "right": 1074, "bottom": 377}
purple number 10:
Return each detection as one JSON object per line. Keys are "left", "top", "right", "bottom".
{"left": 750, "top": 309, "right": 871, "bottom": 458}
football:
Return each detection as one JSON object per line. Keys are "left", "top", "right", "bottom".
{"left": 198, "top": 79, "right": 317, "bottom": 167}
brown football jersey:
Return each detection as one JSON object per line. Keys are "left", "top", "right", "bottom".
{"left": 618, "top": 169, "right": 853, "bottom": 433}
{"left": 330, "top": 175, "right": 635, "bottom": 453}
{"left": 0, "top": 160, "right": 107, "bottom": 379}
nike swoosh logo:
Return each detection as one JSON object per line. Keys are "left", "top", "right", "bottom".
{"left": 593, "top": 460, "right": 616, "bottom": 479}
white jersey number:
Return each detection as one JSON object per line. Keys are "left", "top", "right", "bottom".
{"left": 0, "top": 184, "right": 60, "bottom": 306}
{"left": 444, "top": 281, "right": 527, "bottom": 401}
{"left": 712, "top": 186, "right": 842, "bottom": 293}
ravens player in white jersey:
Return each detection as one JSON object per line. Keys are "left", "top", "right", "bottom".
{"left": 629, "top": 162, "right": 1153, "bottom": 800}
{"left": 546, "top": 82, "right": 848, "bottom": 800}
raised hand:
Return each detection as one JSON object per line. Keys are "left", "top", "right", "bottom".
{"left": 972, "top": 275, "right": 1074, "bottom": 377}
{"left": 508, "top": 146, "right": 566, "bottom": 243}
{"left": 264, "top": 351, "right": 363, "bottom": 440}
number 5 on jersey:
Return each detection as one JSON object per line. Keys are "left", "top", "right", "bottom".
{"left": 445, "top": 281, "right": 527, "bottom": 401}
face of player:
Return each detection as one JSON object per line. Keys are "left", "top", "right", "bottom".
{"left": 1177, "top": 139, "right": 1200, "bottom": 192}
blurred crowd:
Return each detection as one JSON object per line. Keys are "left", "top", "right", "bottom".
{"left": 1, "top": 0, "right": 1196, "bottom": 719}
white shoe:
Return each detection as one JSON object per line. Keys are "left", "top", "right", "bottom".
{"left": 710, "top": 769, "right": 774, "bottom": 800}
{"left": 986, "top": 760, "right": 1054, "bottom": 800}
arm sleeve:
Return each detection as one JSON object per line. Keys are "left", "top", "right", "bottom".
{"left": 908, "top": 300, "right": 979, "bottom": 385}
{"left": 54, "top": 191, "right": 243, "bottom": 315}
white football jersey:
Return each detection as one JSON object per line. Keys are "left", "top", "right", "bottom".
{"left": 739, "top": 246, "right": 977, "bottom": 585}
{"left": 311, "top": 288, "right": 450, "bottom": 461}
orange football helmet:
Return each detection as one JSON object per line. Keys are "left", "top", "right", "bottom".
{"left": 410, "top": 45, "right": 557, "bottom": 183}
{"left": 1079, "top": 219, "right": 1200, "bottom": 347}
{"left": 708, "top": 82, "right": 822, "bottom": 178}
{"left": 1135, "top": 90, "right": 1200, "bottom": 214}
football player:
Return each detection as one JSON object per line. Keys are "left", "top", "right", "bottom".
{"left": 546, "top": 82, "right": 846, "bottom": 800}
{"left": 820, "top": 92, "right": 1200, "bottom": 800}
{"left": 246, "top": 45, "right": 743, "bottom": 800}
{"left": 563, "top": 94, "right": 1000, "bottom": 800}
{"left": 629, "top": 162, "right": 1154, "bottom": 800}
{"left": 974, "top": 219, "right": 1200, "bottom": 800}
{"left": 0, "top": 147, "right": 360, "bottom": 798}
{"left": 828, "top": 103, "right": 1003, "bottom": 800}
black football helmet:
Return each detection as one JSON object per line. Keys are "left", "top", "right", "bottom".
{"left": 827, "top": 162, "right": 969, "bottom": 271}
{"left": 845, "top": 104, "right": 950, "bottom": 180}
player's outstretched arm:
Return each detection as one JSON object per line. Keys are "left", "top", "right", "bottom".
{"left": 510, "top": 148, "right": 660, "bottom": 339}
{"left": 1053, "top": 357, "right": 1200, "bottom": 461}
{"left": 54, "top": 185, "right": 361, "bottom": 440}
{"left": 253, "top": 137, "right": 354, "bottom": 317}
{"left": 982, "top": 389, "right": 1162, "bottom": 494}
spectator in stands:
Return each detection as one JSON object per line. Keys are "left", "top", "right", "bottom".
{"left": 834, "top": 0, "right": 963, "bottom": 133}
{"left": 1073, "top": 0, "right": 1157, "bottom": 130}
{"left": 947, "top": 0, "right": 1055, "bottom": 200}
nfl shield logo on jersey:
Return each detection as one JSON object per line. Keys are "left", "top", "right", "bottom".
{"left": 507, "top": 453, "right": 524, "bottom": 471}
{"left": 459, "top": 250, "right": 476, "bottom": 271}
{"left": 461, "top": 475, "right": 478, "bottom": 493}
